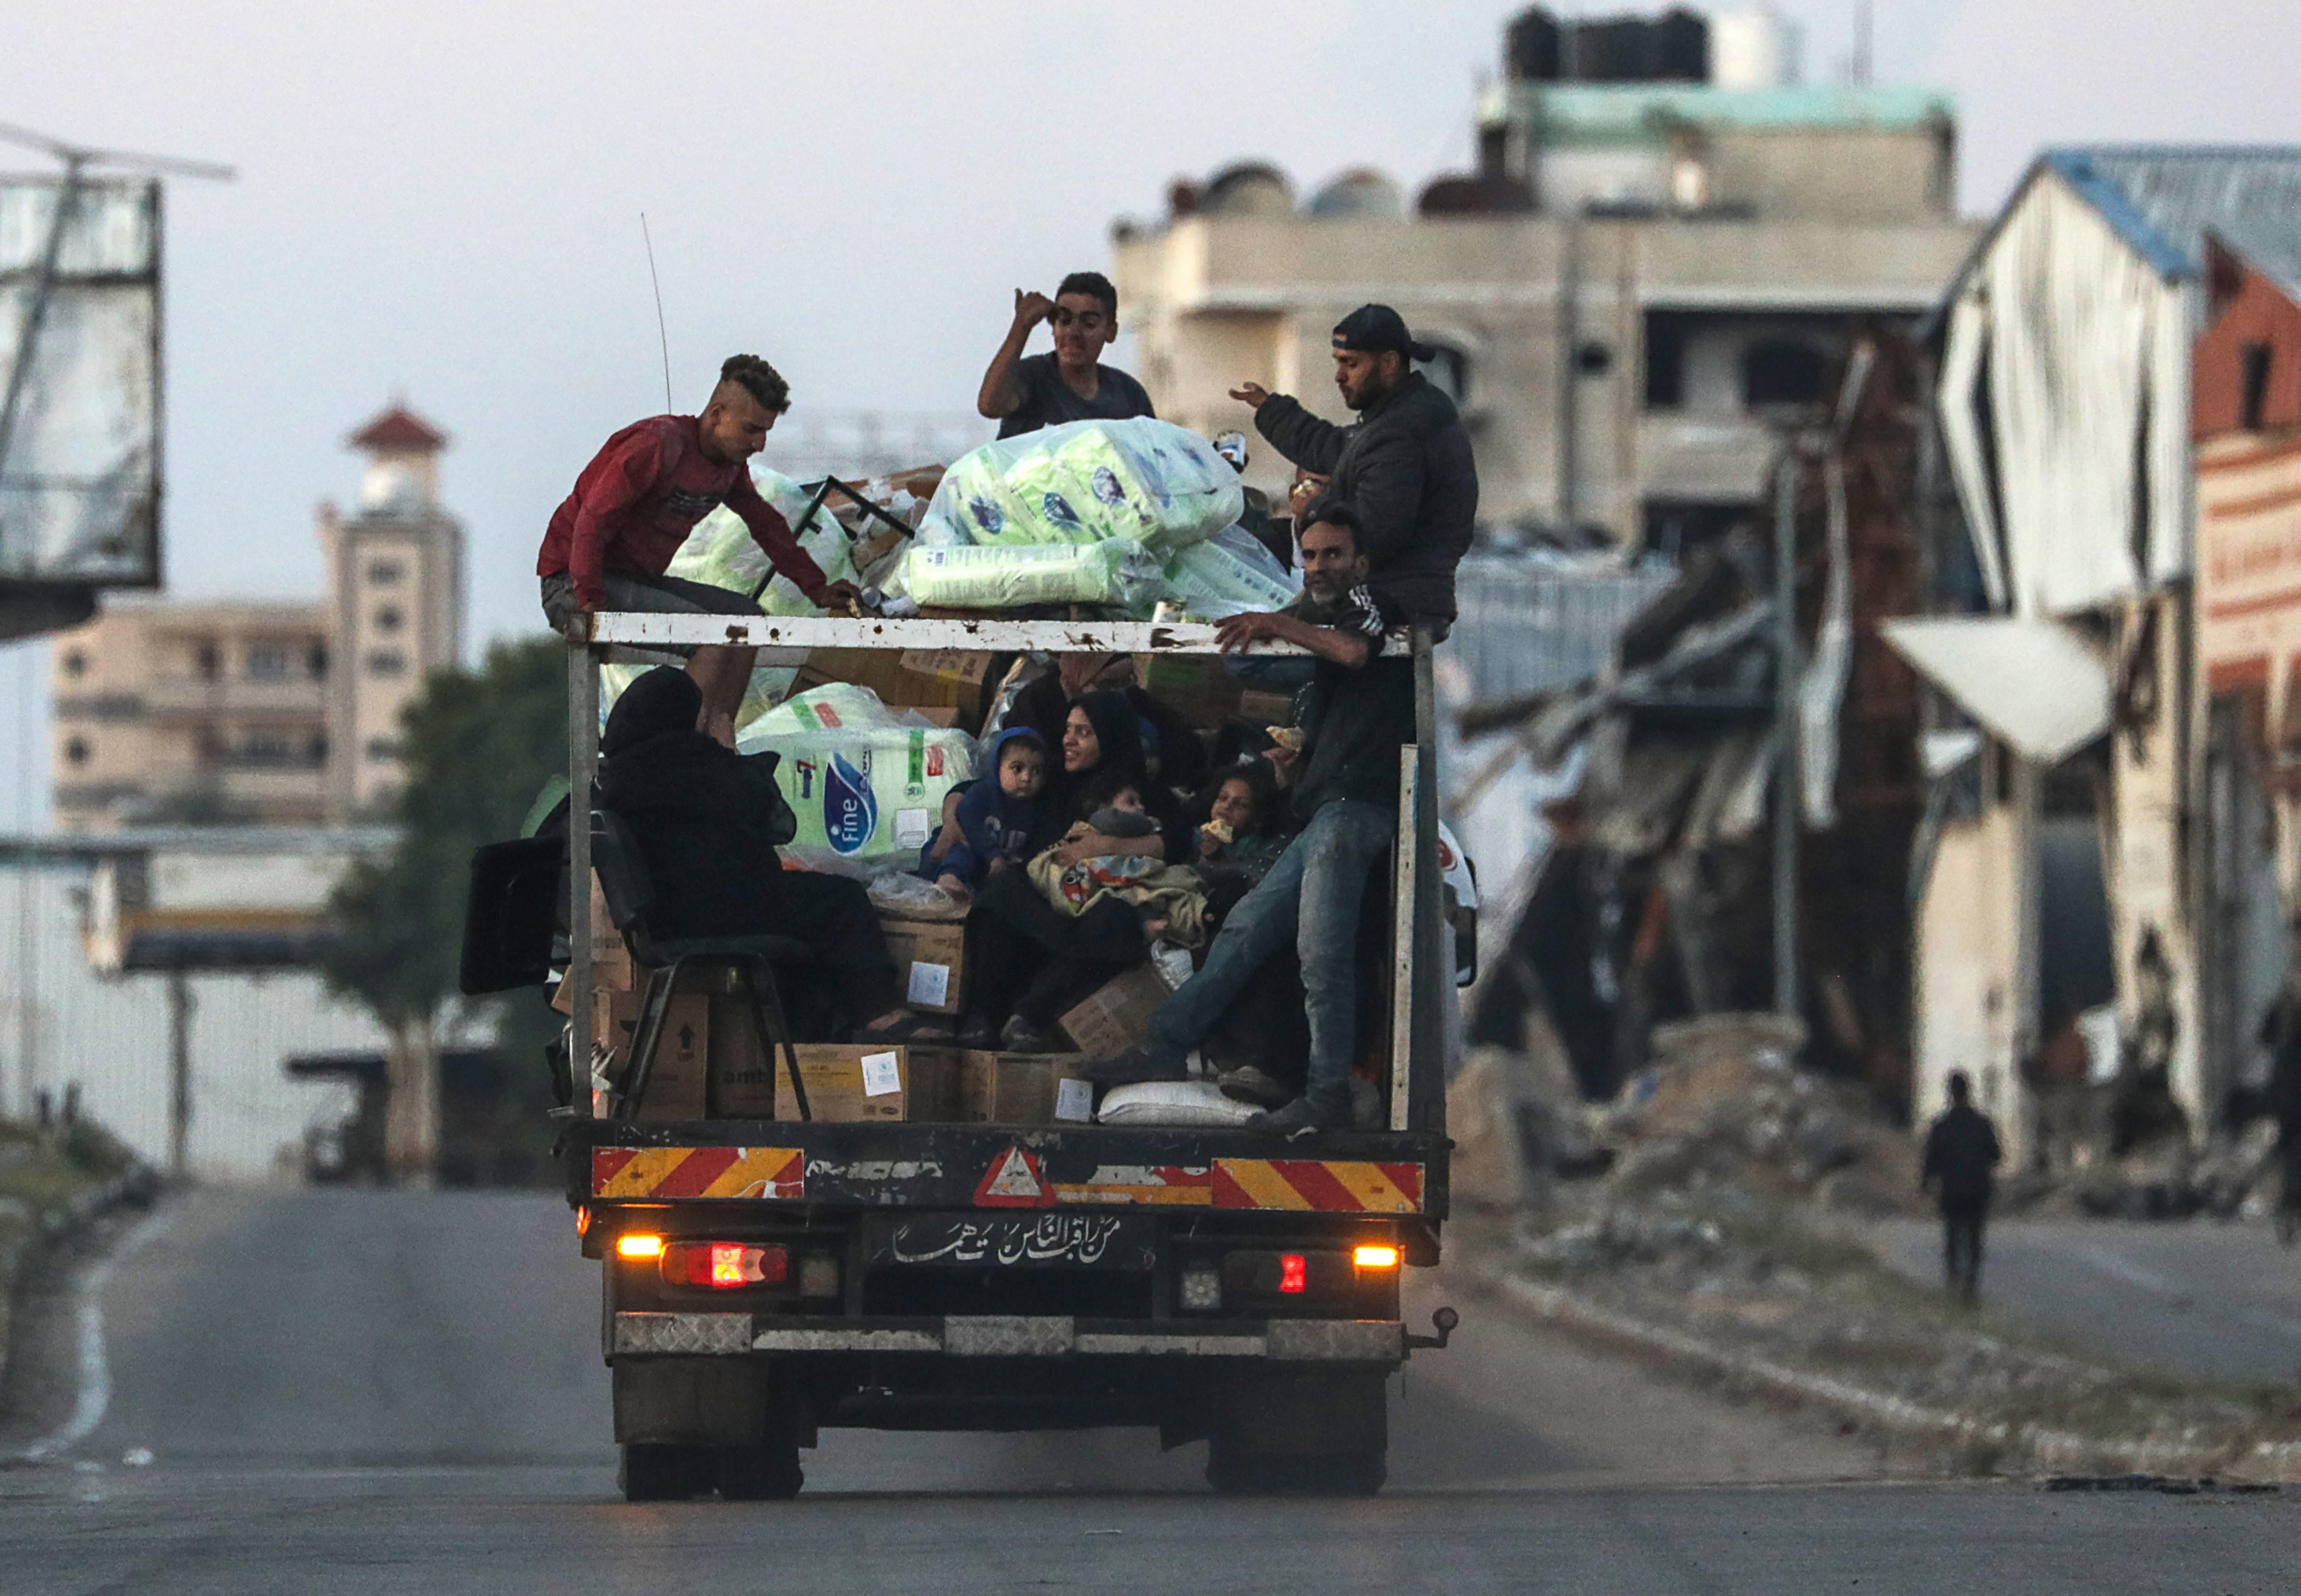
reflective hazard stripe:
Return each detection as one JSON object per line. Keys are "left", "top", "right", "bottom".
{"left": 1211, "top": 1159, "right": 1423, "bottom": 1213}
{"left": 1052, "top": 1165, "right": 1216, "bottom": 1206}
{"left": 591, "top": 1147, "right": 804, "bottom": 1201}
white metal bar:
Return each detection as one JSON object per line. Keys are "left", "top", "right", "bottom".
{"left": 585, "top": 612, "right": 1384, "bottom": 656}
{"left": 1388, "top": 746, "right": 1418, "bottom": 1134}
{"left": 568, "top": 645, "right": 599, "bottom": 1118}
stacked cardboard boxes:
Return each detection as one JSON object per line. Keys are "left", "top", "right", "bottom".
{"left": 958, "top": 1051, "right": 1095, "bottom": 1126}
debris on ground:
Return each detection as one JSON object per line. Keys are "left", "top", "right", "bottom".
{"left": 1450, "top": 1013, "right": 2301, "bottom": 1479}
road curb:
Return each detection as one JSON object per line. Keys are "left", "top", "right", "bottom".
{"left": 1468, "top": 1259, "right": 2301, "bottom": 1481}
{"left": 0, "top": 1164, "right": 162, "bottom": 1399}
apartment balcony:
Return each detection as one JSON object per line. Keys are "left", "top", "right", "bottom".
{"left": 136, "top": 673, "right": 328, "bottom": 719}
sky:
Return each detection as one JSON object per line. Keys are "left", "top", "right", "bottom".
{"left": 2, "top": 0, "right": 2298, "bottom": 827}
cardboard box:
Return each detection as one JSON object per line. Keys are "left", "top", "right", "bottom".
{"left": 773, "top": 1045, "right": 914, "bottom": 1123}
{"left": 897, "top": 649, "right": 997, "bottom": 728}
{"left": 706, "top": 991, "right": 779, "bottom": 1118}
{"left": 959, "top": 1050, "right": 1096, "bottom": 1127}
{"left": 1236, "top": 688, "right": 1297, "bottom": 728}
{"left": 904, "top": 1046, "right": 961, "bottom": 1121}
{"left": 596, "top": 990, "right": 709, "bottom": 1121}
{"left": 1058, "top": 965, "right": 1174, "bottom": 1056}
{"left": 1135, "top": 653, "right": 1243, "bottom": 727}
{"left": 879, "top": 913, "right": 967, "bottom": 1016}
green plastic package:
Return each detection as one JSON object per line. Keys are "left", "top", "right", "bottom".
{"left": 903, "top": 540, "right": 1166, "bottom": 610}
{"left": 920, "top": 418, "right": 1242, "bottom": 553}
{"left": 736, "top": 685, "right": 977, "bottom": 874}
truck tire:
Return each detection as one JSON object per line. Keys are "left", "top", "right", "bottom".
{"left": 1205, "top": 1437, "right": 1386, "bottom": 1497}
{"left": 1202, "top": 1365, "right": 1388, "bottom": 1497}
{"left": 619, "top": 1442, "right": 714, "bottom": 1502}
{"left": 717, "top": 1442, "right": 804, "bottom": 1501}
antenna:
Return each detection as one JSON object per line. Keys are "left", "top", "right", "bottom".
{"left": 640, "top": 213, "right": 672, "bottom": 413}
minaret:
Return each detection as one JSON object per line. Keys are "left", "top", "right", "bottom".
{"left": 322, "top": 402, "right": 464, "bottom": 817}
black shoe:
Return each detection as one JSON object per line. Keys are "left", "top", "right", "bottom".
{"left": 1246, "top": 1095, "right": 1347, "bottom": 1140}
{"left": 1217, "top": 1066, "right": 1291, "bottom": 1108}
{"left": 1075, "top": 1045, "right": 1189, "bottom": 1085}
{"left": 1000, "top": 1014, "right": 1060, "bottom": 1054}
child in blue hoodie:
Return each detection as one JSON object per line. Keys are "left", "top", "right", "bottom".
{"left": 918, "top": 726, "right": 1049, "bottom": 895}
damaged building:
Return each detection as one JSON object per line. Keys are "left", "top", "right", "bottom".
{"left": 1465, "top": 330, "right": 1930, "bottom": 1110}
{"left": 1908, "top": 149, "right": 2301, "bottom": 1168}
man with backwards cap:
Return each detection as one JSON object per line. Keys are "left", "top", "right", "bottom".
{"left": 1228, "top": 305, "right": 1478, "bottom": 634}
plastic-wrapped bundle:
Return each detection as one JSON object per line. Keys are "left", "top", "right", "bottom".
{"left": 598, "top": 660, "right": 797, "bottom": 739}
{"left": 904, "top": 540, "right": 1167, "bottom": 611}
{"left": 736, "top": 685, "right": 977, "bottom": 874}
{"left": 1160, "top": 524, "right": 1302, "bottom": 619}
{"left": 920, "top": 418, "right": 1243, "bottom": 553}
{"left": 667, "top": 463, "right": 857, "bottom": 615}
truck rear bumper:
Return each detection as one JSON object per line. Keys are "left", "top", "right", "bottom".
{"left": 613, "top": 1310, "right": 1404, "bottom": 1364}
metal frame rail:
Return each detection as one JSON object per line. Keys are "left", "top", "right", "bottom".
{"left": 566, "top": 614, "right": 1444, "bottom": 1134}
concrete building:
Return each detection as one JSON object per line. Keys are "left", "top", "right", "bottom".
{"left": 1900, "top": 148, "right": 2301, "bottom": 1164}
{"left": 48, "top": 403, "right": 464, "bottom": 828}
{"left": 1111, "top": 5, "right": 1976, "bottom": 551}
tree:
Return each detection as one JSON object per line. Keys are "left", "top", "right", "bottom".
{"left": 324, "top": 637, "right": 567, "bottom": 1180}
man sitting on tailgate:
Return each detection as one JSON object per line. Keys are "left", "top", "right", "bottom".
{"left": 1077, "top": 504, "right": 1411, "bottom": 1138}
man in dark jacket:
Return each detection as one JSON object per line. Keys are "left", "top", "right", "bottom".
{"left": 1228, "top": 305, "right": 1477, "bottom": 632}
{"left": 1921, "top": 1071, "right": 2004, "bottom": 1304}
{"left": 597, "top": 668, "right": 935, "bottom": 1043}
{"left": 1076, "top": 507, "right": 1410, "bottom": 1139}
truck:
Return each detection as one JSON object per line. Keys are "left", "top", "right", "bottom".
{"left": 555, "top": 609, "right": 1460, "bottom": 1501}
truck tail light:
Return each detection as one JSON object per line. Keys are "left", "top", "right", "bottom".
{"left": 1353, "top": 1245, "right": 1399, "bottom": 1270}
{"left": 662, "top": 1242, "right": 790, "bottom": 1289}
{"left": 1279, "top": 1253, "right": 1307, "bottom": 1293}
{"left": 615, "top": 1233, "right": 664, "bottom": 1260}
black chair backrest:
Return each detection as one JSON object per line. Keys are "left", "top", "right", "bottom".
{"left": 589, "top": 808, "right": 658, "bottom": 948}
{"left": 458, "top": 836, "right": 564, "bottom": 995}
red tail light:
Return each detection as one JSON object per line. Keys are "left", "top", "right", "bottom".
{"left": 1279, "top": 1253, "right": 1307, "bottom": 1293}
{"left": 661, "top": 1242, "right": 790, "bottom": 1288}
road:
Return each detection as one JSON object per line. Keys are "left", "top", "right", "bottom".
{"left": 0, "top": 1188, "right": 2287, "bottom": 1594}
{"left": 1868, "top": 1216, "right": 2301, "bottom": 1385}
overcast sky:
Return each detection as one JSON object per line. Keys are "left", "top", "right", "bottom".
{"left": 3, "top": 0, "right": 2297, "bottom": 826}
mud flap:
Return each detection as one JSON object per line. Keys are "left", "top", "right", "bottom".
{"left": 613, "top": 1357, "right": 768, "bottom": 1447}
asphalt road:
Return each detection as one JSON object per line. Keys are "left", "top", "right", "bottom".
{"left": 0, "top": 1188, "right": 2291, "bottom": 1595}
{"left": 1868, "top": 1216, "right": 2301, "bottom": 1385}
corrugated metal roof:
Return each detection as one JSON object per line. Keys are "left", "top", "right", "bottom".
{"left": 2044, "top": 146, "right": 2301, "bottom": 281}
{"left": 2208, "top": 217, "right": 2301, "bottom": 307}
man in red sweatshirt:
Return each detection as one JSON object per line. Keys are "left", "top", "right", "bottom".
{"left": 538, "top": 354, "right": 860, "bottom": 744}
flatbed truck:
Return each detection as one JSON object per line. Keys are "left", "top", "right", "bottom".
{"left": 560, "top": 612, "right": 1457, "bottom": 1500}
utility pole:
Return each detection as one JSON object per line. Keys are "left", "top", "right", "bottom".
{"left": 1556, "top": 207, "right": 1583, "bottom": 535}
{"left": 167, "top": 968, "right": 194, "bottom": 1178}
{"left": 1772, "top": 458, "right": 1802, "bottom": 1021}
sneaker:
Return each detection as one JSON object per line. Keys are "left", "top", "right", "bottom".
{"left": 1217, "top": 1066, "right": 1292, "bottom": 1109}
{"left": 1350, "top": 1077, "right": 1385, "bottom": 1130}
{"left": 1000, "top": 1014, "right": 1059, "bottom": 1054}
{"left": 1246, "top": 1095, "right": 1347, "bottom": 1140}
{"left": 1075, "top": 1044, "right": 1189, "bottom": 1085}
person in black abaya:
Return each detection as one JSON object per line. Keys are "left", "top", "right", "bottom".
{"left": 597, "top": 667, "right": 938, "bottom": 1042}
{"left": 961, "top": 689, "right": 1186, "bottom": 1050}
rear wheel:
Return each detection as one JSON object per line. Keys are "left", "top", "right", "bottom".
{"left": 1201, "top": 1365, "right": 1388, "bottom": 1497}
{"left": 1205, "top": 1438, "right": 1386, "bottom": 1496}
{"left": 717, "top": 1441, "right": 804, "bottom": 1501}
{"left": 619, "top": 1442, "right": 714, "bottom": 1503}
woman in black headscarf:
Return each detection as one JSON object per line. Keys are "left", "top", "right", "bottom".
{"left": 598, "top": 667, "right": 939, "bottom": 1042}
{"left": 959, "top": 688, "right": 1188, "bottom": 1050}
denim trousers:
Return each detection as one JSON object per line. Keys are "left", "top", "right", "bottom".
{"left": 1146, "top": 798, "right": 1394, "bottom": 1112}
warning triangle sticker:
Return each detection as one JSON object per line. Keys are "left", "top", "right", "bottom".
{"left": 974, "top": 1145, "right": 1055, "bottom": 1208}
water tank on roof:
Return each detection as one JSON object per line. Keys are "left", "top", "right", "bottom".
{"left": 1199, "top": 163, "right": 1295, "bottom": 219}
{"left": 1711, "top": 4, "right": 1802, "bottom": 90}
{"left": 1307, "top": 169, "right": 1404, "bottom": 219}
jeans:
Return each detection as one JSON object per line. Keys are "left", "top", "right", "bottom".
{"left": 1146, "top": 799, "right": 1394, "bottom": 1113}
